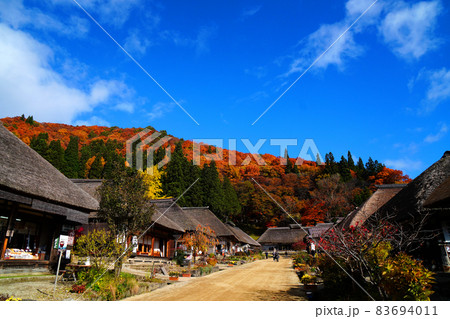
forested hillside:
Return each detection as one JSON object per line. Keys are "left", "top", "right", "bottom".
{"left": 1, "top": 116, "right": 411, "bottom": 235}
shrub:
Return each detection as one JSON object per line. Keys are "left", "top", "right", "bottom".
{"left": 173, "top": 250, "right": 185, "bottom": 266}
{"left": 381, "top": 253, "right": 434, "bottom": 301}
{"left": 169, "top": 271, "right": 180, "bottom": 277}
{"left": 71, "top": 284, "right": 86, "bottom": 294}
{"left": 90, "top": 271, "right": 139, "bottom": 301}
{"left": 206, "top": 257, "right": 217, "bottom": 266}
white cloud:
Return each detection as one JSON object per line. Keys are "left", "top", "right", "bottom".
{"left": 74, "top": 116, "right": 110, "bottom": 127}
{"left": 115, "top": 102, "right": 135, "bottom": 113}
{"left": 384, "top": 158, "right": 423, "bottom": 171}
{"left": 288, "top": 22, "right": 364, "bottom": 74}
{"left": 424, "top": 123, "right": 448, "bottom": 143}
{"left": 148, "top": 102, "right": 175, "bottom": 120}
{"left": 124, "top": 30, "right": 152, "bottom": 56}
{"left": 379, "top": 0, "right": 442, "bottom": 60}
{"left": 0, "top": 0, "right": 89, "bottom": 37}
{"left": 74, "top": 0, "right": 143, "bottom": 27}
{"left": 161, "top": 25, "right": 217, "bottom": 56}
{"left": 242, "top": 6, "right": 262, "bottom": 18}
{"left": 0, "top": 24, "right": 135, "bottom": 123}
{"left": 426, "top": 68, "right": 450, "bottom": 104}
{"left": 287, "top": 0, "right": 383, "bottom": 75}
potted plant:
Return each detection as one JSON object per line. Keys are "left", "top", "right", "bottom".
{"left": 169, "top": 271, "right": 179, "bottom": 281}
{"left": 181, "top": 269, "right": 191, "bottom": 278}
{"left": 301, "top": 274, "right": 317, "bottom": 290}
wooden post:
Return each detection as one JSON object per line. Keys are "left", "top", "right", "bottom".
{"left": 1, "top": 205, "right": 17, "bottom": 260}
{"left": 1, "top": 238, "right": 8, "bottom": 260}
{"left": 150, "top": 237, "right": 155, "bottom": 256}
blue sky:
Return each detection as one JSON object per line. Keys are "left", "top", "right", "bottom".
{"left": 0, "top": 0, "right": 449, "bottom": 178}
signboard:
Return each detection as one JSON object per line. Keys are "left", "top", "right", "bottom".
{"left": 58, "top": 235, "right": 68, "bottom": 251}
{"left": 68, "top": 230, "right": 75, "bottom": 246}
{"left": 132, "top": 236, "right": 138, "bottom": 253}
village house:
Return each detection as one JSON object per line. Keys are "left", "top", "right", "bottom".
{"left": 71, "top": 180, "right": 256, "bottom": 259}
{"left": 257, "top": 224, "right": 307, "bottom": 251}
{"left": 339, "top": 184, "right": 407, "bottom": 229}
{"left": 374, "top": 151, "right": 450, "bottom": 271}
{"left": 0, "top": 123, "right": 98, "bottom": 272}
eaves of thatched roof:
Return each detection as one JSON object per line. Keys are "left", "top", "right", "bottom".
{"left": 181, "top": 207, "right": 233, "bottom": 237}
{"left": 423, "top": 176, "right": 450, "bottom": 209}
{"left": 0, "top": 122, "right": 98, "bottom": 213}
{"left": 257, "top": 226, "right": 306, "bottom": 245}
{"left": 151, "top": 199, "right": 200, "bottom": 231}
{"left": 305, "top": 223, "right": 334, "bottom": 238}
{"left": 339, "top": 184, "right": 406, "bottom": 229}
{"left": 226, "top": 225, "right": 261, "bottom": 247}
{"left": 375, "top": 151, "right": 450, "bottom": 221}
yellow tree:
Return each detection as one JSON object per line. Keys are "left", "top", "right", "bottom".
{"left": 139, "top": 166, "right": 167, "bottom": 199}
{"left": 180, "top": 225, "right": 219, "bottom": 263}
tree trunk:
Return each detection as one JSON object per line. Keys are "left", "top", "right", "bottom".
{"left": 114, "top": 256, "right": 123, "bottom": 278}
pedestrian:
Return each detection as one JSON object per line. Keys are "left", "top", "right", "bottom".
{"left": 310, "top": 241, "right": 316, "bottom": 257}
{"left": 265, "top": 251, "right": 268, "bottom": 259}
{"left": 275, "top": 251, "right": 279, "bottom": 262}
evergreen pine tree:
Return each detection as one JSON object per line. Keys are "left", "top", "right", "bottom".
{"left": 79, "top": 144, "right": 92, "bottom": 178}
{"left": 30, "top": 133, "right": 49, "bottom": 160}
{"left": 64, "top": 136, "right": 80, "bottom": 178}
{"left": 89, "top": 156, "right": 103, "bottom": 179}
{"left": 200, "top": 161, "right": 225, "bottom": 219}
{"left": 162, "top": 142, "right": 188, "bottom": 201}
{"left": 338, "top": 155, "right": 352, "bottom": 182}
{"left": 324, "top": 152, "right": 338, "bottom": 175}
{"left": 347, "top": 151, "right": 355, "bottom": 171}
{"left": 47, "top": 140, "right": 66, "bottom": 172}
{"left": 222, "top": 176, "right": 241, "bottom": 220}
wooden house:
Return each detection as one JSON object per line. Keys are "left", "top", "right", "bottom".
{"left": 257, "top": 224, "right": 307, "bottom": 251}
{"left": 339, "top": 184, "right": 406, "bottom": 229}
{"left": 225, "top": 223, "right": 261, "bottom": 252}
{"left": 375, "top": 151, "right": 450, "bottom": 271}
{"left": 0, "top": 123, "right": 98, "bottom": 270}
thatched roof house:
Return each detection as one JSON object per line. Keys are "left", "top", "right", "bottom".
{"left": 339, "top": 184, "right": 406, "bottom": 229}
{"left": 257, "top": 224, "right": 307, "bottom": 250}
{"left": 375, "top": 151, "right": 450, "bottom": 221}
{"left": 181, "top": 207, "right": 234, "bottom": 238}
{"left": 226, "top": 224, "right": 261, "bottom": 248}
{"left": 0, "top": 124, "right": 98, "bottom": 220}
{"left": 423, "top": 176, "right": 450, "bottom": 209}
{"left": 0, "top": 122, "right": 99, "bottom": 265}
{"left": 305, "top": 223, "right": 334, "bottom": 239}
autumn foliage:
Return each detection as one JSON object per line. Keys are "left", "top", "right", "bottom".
{"left": 1, "top": 116, "right": 412, "bottom": 234}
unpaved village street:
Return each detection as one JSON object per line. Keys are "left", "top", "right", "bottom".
{"left": 125, "top": 257, "right": 306, "bottom": 301}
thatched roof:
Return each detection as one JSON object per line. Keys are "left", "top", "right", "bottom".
{"left": 151, "top": 199, "right": 201, "bottom": 231}
{"left": 339, "top": 184, "right": 406, "bottom": 229}
{"left": 0, "top": 122, "right": 98, "bottom": 212}
{"left": 305, "top": 223, "right": 334, "bottom": 238}
{"left": 257, "top": 226, "right": 307, "bottom": 245}
{"left": 226, "top": 225, "right": 261, "bottom": 247}
{"left": 71, "top": 179, "right": 103, "bottom": 202}
{"left": 423, "top": 176, "right": 450, "bottom": 209}
{"left": 181, "top": 207, "right": 233, "bottom": 237}
{"left": 375, "top": 151, "right": 450, "bottom": 221}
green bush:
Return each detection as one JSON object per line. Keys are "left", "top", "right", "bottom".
{"left": 173, "top": 250, "right": 186, "bottom": 266}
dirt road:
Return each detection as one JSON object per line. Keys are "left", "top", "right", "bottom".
{"left": 125, "top": 257, "right": 306, "bottom": 301}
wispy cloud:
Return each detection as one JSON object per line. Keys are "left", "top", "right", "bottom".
{"left": 424, "top": 123, "right": 448, "bottom": 143}
{"left": 384, "top": 158, "right": 423, "bottom": 171}
{"left": 0, "top": 0, "right": 90, "bottom": 37}
{"left": 425, "top": 68, "right": 450, "bottom": 105}
{"left": 124, "top": 30, "right": 152, "bottom": 56}
{"left": 148, "top": 102, "right": 176, "bottom": 120}
{"left": 285, "top": 0, "right": 383, "bottom": 76}
{"left": 379, "top": 0, "right": 442, "bottom": 60}
{"left": 74, "top": 116, "right": 110, "bottom": 127}
{"left": 242, "top": 5, "right": 262, "bottom": 18}
{"left": 162, "top": 25, "right": 217, "bottom": 55}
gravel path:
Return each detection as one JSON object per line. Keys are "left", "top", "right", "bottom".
{"left": 125, "top": 257, "right": 306, "bottom": 301}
